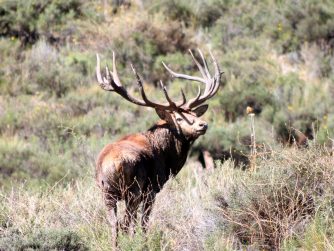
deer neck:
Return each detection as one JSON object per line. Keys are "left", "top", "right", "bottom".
{"left": 144, "top": 122, "right": 193, "bottom": 170}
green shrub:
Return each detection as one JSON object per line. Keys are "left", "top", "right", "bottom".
{"left": 0, "top": 228, "right": 88, "bottom": 251}
{"left": 0, "top": 40, "right": 93, "bottom": 96}
{"left": 0, "top": 0, "right": 83, "bottom": 45}
{"left": 0, "top": 37, "right": 20, "bottom": 94}
{"left": 83, "top": 10, "right": 194, "bottom": 85}
{"left": 0, "top": 137, "right": 32, "bottom": 182}
{"left": 60, "top": 87, "right": 114, "bottom": 117}
{"left": 153, "top": 52, "right": 192, "bottom": 84}
{"left": 0, "top": 137, "right": 78, "bottom": 189}
{"left": 220, "top": 84, "right": 274, "bottom": 122}
{"left": 216, "top": 147, "right": 334, "bottom": 249}
{"left": 22, "top": 40, "right": 90, "bottom": 97}
{"left": 271, "top": 0, "right": 334, "bottom": 52}
{"left": 148, "top": 0, "right": 226, "bottom": 27}
{"left": 209, "top": 37, "right": 279, "bottom": 122}
{"left": 283, "top": 212, "right": 334, "bottom": 250}
{"left": 0, "top": 95, "right": 68, "bottom": 140}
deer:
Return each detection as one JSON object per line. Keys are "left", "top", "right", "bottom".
{"left": 95, "top": 49, "right": 222, "bottom": 243}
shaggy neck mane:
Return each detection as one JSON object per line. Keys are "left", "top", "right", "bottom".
{"left": 143, "top": 120, "right": 194, "bottom": 175}
{"left": 141, "top": 120, "right": 193, "bottom": 180}
{"left": 145, "top": 120, "right": 192, "bottom": 146}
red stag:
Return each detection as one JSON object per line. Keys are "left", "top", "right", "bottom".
{"left": 95, "top": 50, "right": 222, "bottom": 237}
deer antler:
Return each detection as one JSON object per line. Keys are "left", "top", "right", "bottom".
{"left": 96, "top": 52, "right": 146, "bottom": 106}
{"left": 96, "top": 49, "right": 222, "bottom": 112}
{"left": 162, "top": 49, "right": 222, "bottom": 109}
{"left": 96, "top": 52, "right": 186, "bottom": 112}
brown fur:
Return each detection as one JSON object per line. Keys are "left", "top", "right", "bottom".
{"left": 96, "top": 109, "right": 208, "bottom": 240}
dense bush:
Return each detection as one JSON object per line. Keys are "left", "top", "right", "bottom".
{"left": 0, "top": 0, "right": 83, "bottom": 45}
{"left": 148, "top": 0, "right": 227, "bottom": 27}
{"left": 271, "top": 0, "right": 334, "bottom": 52}
{"left": 0, "top": 228, "right": 88, "bottom": 251}
{"left": 81, "top": 9, "right": 194, "bottom": 85}
{"left": 0, "top": 40, "right": 93, "bottom": 97}
{"left": 0, "top": 137, "right": 79, "bottom": 189}
{"left": 215, "top": 147, "right": 334, "bottom": 250}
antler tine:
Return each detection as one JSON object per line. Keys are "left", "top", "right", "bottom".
{"left": 96, "top": 54, "right": 104, "bottom": 83}
{"left": 97, "top": 52, "right": 187, "bottom": 111}
{"left": 158, "top": 81, "right": 187, "bottom": 108}
{"left": 130, "top": 64, "right": 159, "bottom": 107}
{"left": 196, "top": 49, "right": 211, "bottom": 78}
{"left": 162, "top": 61, "right": 205, "bottom": 83}
{"left": 186, "top": 84, "right": 202, "bottom": 108}
{"left": 160, "top": 80, "right": 178, "bottom": 108}
{"left": 160, "top": 49, "right": 221, "bottom": 110}
{"left": 96, "top": 54, "right": 112, "bottom": 91}
{"left": 194, "top": 49, "right": 212, "bottom": 97}
{"left": 131, "top": 64, "right": 158, "bottom": 107}
{"left": 204, "top": 51, "right": 221, "bottom": 99}
{"left": 96, "top": 53, "right": 119, "bottom": 91}
{"left": 199, "top": 54, "right": 222, "bottom": 101}
{"left": 188, "top": 50, "right": 207, "bottom": 79}
{"left": 179, "top": 88, "right": 187, "bottom": 106}
{"left": 131, "top": 64, "right": 180, "bottom": 110}
{"left": 206, "top": 50, "right": 222, "bottom": 98}
{"left": 112, "top": 51, "right": 121, "bottom": 87}
{"left": 185, "top": 50, "right": 222, "bottom": 109}
{"left": 96, "top": 53, "right": 146, "bottom": 106}
{"left": 130, "top": 59, "right": 193, "bottom": 111}
{"left": 130, "top": 64, "right": 143, "bottom": 89}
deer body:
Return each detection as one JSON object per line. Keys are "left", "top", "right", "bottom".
{"left": 97, "top": 120, "right": 200, "bottom": 196}
{"left": 95, "top": 50, "right": 222, "bottom": 244}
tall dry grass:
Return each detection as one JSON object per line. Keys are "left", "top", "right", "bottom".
{"left": 1, "top": 146, "right": 334, "bottom": 250}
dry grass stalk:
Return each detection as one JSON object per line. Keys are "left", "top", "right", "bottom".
{"left": 247, "top": 106, "right": 257, "bottom": 171}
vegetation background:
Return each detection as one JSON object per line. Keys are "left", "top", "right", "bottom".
{"left": 1, "top": 0, "right": 334, "bottom": 250}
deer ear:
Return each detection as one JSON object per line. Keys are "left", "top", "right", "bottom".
{"left": 155, "top": 108, "right": 173, "bottom": 122}
{"left": 192, "top": 104, "right": 208, "bottom": 117}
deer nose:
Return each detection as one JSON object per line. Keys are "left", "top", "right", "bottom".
{"left": 198, "top": 122, "right": 208, "bottom": 130}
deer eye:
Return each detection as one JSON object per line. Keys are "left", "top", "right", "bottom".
{"left": 176, "top": 117, "right": 183, "bottom": 122}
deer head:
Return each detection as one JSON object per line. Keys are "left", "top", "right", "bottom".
{"left": 96, "top": 49, "right": 222, "bottom": 140}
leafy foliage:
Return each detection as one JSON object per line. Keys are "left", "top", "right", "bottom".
{"left": 271, "top": 0, "right": 334, "bottom": 52}
{"left": 0, "top": 228, "right": 88, "bottom": 251}
{"left": 0, "top": 0, "right": 83, "bottom": 45}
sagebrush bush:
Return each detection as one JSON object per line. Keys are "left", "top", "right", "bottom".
{"left": 271, "top": 0, "right": 334, "bottom": 52}
{"left": 81, "top": 8, "right": 194, "bottom": 85}
{"left": 0, "top": 228, "right": 88, "bottom": 251}
{"left": 23, "top": 40, "right": 90, "bottom": 97}
{"left": 148, "top": 0, "right": 226, "bottom": 27}
{"left": 215, "top": 147, "right": 334, "bottom": 250}
{"left": 1, "top": 40, "right": 93, "bottom": 97}
{"left": 0, "top": 136, "right": 82, "bottom": 189}
{"left": 0, "top": 38, "right": 21, "bottom": 94}
{"left": 0, "top": 0, "right": 83, "bottom": 45}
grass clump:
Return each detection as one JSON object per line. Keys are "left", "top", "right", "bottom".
{"left": 0, "top": 228, "right": 88, "bottom": 251}
{"left": 215, "top": 147, "right": 334, "bottom": 250}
